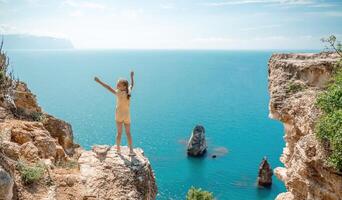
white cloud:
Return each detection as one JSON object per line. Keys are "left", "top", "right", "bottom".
{"left": 323, "top": 11, "right": 342, "bottom": 17}
{"left": 119, "top": 9, "right": 144, "bottom": 19}
{"left": 69, "top": 10, "right": 83, "bottom": 17}
{"left": 200, "top": 0, "right": 314, "bottom": 6}
{"left": 192, "top": 37, "right": 235, "bottom": 43}
{"left": 160, "top": 3, "right": 175, "bottom": 9}
{"left": 307, "top": 11, "right": 342, "bottom": 17}
{"left": 309, "top": 3, "right": 335, "bottom": 8}
{"left": 62, "top": 0, "right": 106, "bottom": 10}
{"left": 187, "top": 35, "right": 322, "bottom": 49}
{"left": 240, "top": 24, "right": 281, "bottom": 31}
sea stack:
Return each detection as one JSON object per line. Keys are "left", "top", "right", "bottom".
{"left": 187, "top": 125, "right": 207, "bottom": 157}
{"left": 257, "top": 157, "right": 273, "bottom": 187}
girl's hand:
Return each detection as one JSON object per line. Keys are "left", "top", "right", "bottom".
{"left": 94, "top": 77, "right": 100, "bottom": 82}
{"left": 130, "top": 71, "right": 134, "bottom": 77}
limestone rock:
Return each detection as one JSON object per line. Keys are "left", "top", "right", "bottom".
{"left": 42, "top": 114, "right": 74, "bottom": 155}
{"left": 11, "top": 126, "right": 32, "bottom": 144}
{"left": 19, "top": 142, "right": 40, "bottom": 162}
{"left": 13, "top": 82, "right": 41, "bottom": 114}
{"left": 34, "top": 135, "right": 57, "bottom": 159}
{"left": 275, "top": 192, "right": 294, "bottom": 200}
{"left": 257, "top": 157, "right": 273, "bottom": 187}
{"left": 268, "top": 52, "right": 342, "bottom": 200}
{"left": 78, "top": 145, "right": 157, "bottom": 200}
{"left": 187, "top": 125, "right": 207, "bottom": 157}
{"left": 0, "top": 141, "right": 20, "bottom": 160}
{"left": 55, "top": 145, "right": 67, "bottom": 161}
{"left": 0, "top": 166, "right": 13, "bottom": 200}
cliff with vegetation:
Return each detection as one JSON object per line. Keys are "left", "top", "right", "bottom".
{"left": 268, "top": 52, "right": 342, "bottom": 200}
{"left": 0, "top": 49, "right": 157, "bottom": 199}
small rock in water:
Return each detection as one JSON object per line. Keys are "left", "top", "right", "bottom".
{"left": 257, "top": 156, "right": 273, "bottom": 187}
{"left": 187, "top": 125, "right": 207, "bottom": 157}
{"left": 212, "top": 146, "right": 229, "bottom": 156}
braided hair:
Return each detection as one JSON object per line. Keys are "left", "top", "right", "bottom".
{"left": 118, "top": 79, "right": 131, "bottom": 100}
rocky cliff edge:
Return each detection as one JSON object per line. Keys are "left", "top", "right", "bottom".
{"left": 0, "top": 52, "right": 157, "bottom": 200}
{"left": 268, "top": 52, "right": 342, "bottom": 200}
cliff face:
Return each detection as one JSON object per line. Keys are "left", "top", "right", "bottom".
{"left": 268, "top": 53, "right": 342, "bottom": 200}
{"left": 0, "top": 53, "right": 157, "bottom": 199}
{"left": 79, "top": 145, "right": 157, "bottom": 199}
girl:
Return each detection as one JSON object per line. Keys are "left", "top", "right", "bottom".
{"left": 94, "top": 71, "right": 135, "bottom": 156}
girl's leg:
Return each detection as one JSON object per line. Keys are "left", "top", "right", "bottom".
{"left": 124, "top": 123, "right": 134, "bottom": 154}
{"left": 116, "top": 121, "right": 123, "bottom": 153}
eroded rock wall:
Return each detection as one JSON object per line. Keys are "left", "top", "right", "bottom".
{"left": 268, "top": 53, "right": 342, "bottom": 200}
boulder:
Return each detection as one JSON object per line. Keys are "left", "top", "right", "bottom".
{"left": 34, "top": 135, "right": 57, "bottom": 159}
{"left": 275, "top": 192, "right": 294, "bottom": 200}
{"left": 257, "top": 157, "right": 273, "bottom": 187}
{"left": 19, "top": 142, "right": 40, "bottom": 162}
{"left": 13, "top": 82, "right": 41, "bottom": 114}
{"left": 0, "top": 166, "right": 13, "bottom": 200}
{"left": 187, "top": 125, "right": 207, "bottom": 157}
{"left": 11, "top": 127, "right": 32, "bottom": 144}
{"left": 56, "top": 145, "right": 67, "bottom": 161}
{"left": 42, "top": 114, "right": 74, "bottom": 155}
{"left": 78, "top": 145, "right": 157, "bottom": 199}
{"left": 1, "top": 141, "right": 20, "bottom": 160}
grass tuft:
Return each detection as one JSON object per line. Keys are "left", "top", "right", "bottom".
{"left": 17, "top": 161, "right": 45, "bottom": 184}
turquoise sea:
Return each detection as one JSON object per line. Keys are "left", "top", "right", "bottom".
{"left": 7, "top": 49, "right": 295, "bottom": 200}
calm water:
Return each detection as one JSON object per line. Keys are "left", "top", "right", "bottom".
{"left": 7, "top": 49, "right": 288, "bottom": 199}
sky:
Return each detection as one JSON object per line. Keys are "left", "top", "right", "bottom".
{"left": 0, "top": 0, "right": 342, "bottom": 49}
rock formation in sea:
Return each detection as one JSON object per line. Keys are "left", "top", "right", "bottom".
{"left": 268, "top": 52, "right": 342, "bottom": 200}
{"left": 257, "top": 157, "right": 273, "bottom": 187}
{"left": 0, "top": 51, "right": 157, "bottom": 199}
{"left": 187, "top": 125, "right": 207, "bottom": 157}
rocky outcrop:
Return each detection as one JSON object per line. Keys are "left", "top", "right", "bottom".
{"left": 187, "top": 125, "right": 207, "bottom": 157}
{"left": 0, "top": 52, "right": 157, "bottom": 199}
{"left": 13, "top": 82, "right": 41, "bottom": 114}
{"left": 78, "top": 145, "right": 157, "bottom": 200}
{"left": 1, "top": 120, "right": 68, "bottom": 162}
{"left": 257, "top": 157, "right": 273, "bottom": 187}
{"left": 268, "top": 52, "right": 342, "bottom": 200}
{"left": 42, "top": 114, "right": 74, "bottom": 155}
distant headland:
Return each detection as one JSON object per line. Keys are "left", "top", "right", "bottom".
{"left": 1, "top": 34, "right": 73, "bottom": 50}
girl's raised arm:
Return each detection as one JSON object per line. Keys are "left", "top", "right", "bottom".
{"left": 130, "top": 71, "right": 134, "bottom": 89}
{"left": 94, "top": 77, "right": 116, "bottom": 94}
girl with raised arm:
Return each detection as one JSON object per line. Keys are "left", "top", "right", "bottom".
{"left": 94, "top": 71, "right": 135, "bottom": 156}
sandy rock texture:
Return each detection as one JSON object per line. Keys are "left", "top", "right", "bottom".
{"left": 79, "top": 145, "right": 157, "bottom": 200}
{"left": 268, "top": 52, "right": 342, "bottom": 200}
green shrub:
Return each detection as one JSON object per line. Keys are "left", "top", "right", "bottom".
{"left": 30, "top": 112, "right": 44, "bottom": 122}
{"left": 17, "top": 161, "right": 45, "bottom": 184}
{"left": 186, "top": 187, "right": 214, "bottom": 200}
{"left": 287, "top": 82, "right": 304, "bottom": 94}
{"left": 316, "top": 69, "right": 342, "bottom": 113}
{"left": 315, "top": 61, "right": 342, "bottom": 170}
